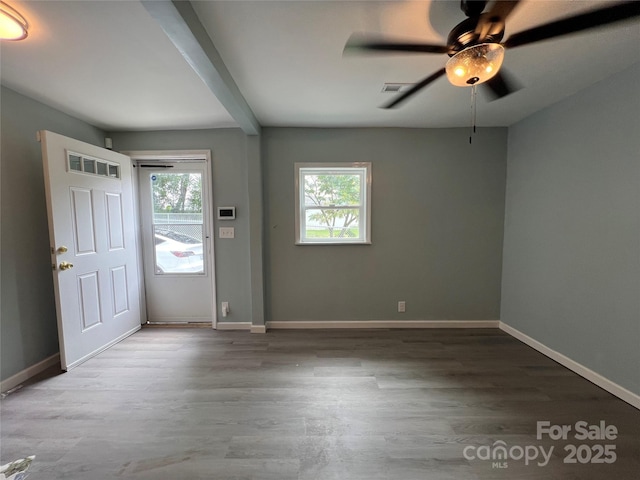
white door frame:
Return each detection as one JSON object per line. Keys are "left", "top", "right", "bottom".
{"left": 124, "top": 150, "right": 218, "bottom": 329}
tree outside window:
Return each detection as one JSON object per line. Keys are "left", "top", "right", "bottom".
{"left": 152, "top": 173, "right": 202, "bottom": 214}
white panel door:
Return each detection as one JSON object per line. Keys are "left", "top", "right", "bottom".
{"left": 41, "top": 130, "right": 141, "bottom": 370}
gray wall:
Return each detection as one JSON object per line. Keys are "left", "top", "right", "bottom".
{"left": 109, "top": 129, "right": 255, "bottom": 325}
{"left": 1, "top": 87, "right": 106, "bottom": 381}
{"left": 263, "top": 127, "right": 508, "bottom": 322}
{"left": 501, "top": 63, "right": 640, "bottom": 395}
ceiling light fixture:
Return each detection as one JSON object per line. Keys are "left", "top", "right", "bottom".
{"left": 0, "top": 1, "right": 28, "bottom": 41}
{"left": 445, "top": 43, "right": 504, "bottom": 87}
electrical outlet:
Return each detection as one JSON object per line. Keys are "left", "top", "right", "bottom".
{"left": 398, "top": 301, "right": 406, "bottom": 313}
{"left": 221, "top": 302, "right": 229, "bottom": 317}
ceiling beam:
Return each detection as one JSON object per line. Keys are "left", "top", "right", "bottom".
{"left": 142, "top": 0, "right": 261, "bottom": 135}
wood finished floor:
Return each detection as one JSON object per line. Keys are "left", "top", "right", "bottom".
{"left": 1, "top": 328, "right": 639, "bottom": 480}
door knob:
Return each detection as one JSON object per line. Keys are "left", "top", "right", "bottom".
{"left": 56, "top": 246, "right": 68, "bottom": 254}
{"left": 59, "top": 261, "right": 74, "bottom": 271}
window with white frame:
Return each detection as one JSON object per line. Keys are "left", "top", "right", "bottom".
{"left": 295, "top": 163, "right": 371, "bottom": 245}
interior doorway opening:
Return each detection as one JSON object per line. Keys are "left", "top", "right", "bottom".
{"left": 128, "top": 151, "right": 217, "bottom": 328}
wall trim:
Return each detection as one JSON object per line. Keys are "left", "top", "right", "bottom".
{"left": 500, "top": 322, "right": 640, "bottom": 410}
{"left": 1, "top": 353, "right": 60, "bottom": 393}
{"left": 216, "top": 321, "right": 252, "bottom": 331}
{"left": 217, "top": 322, "right": 265, "bottom": 333}
{"left": 267, "top": 320, "right": 500, "bottom": 329}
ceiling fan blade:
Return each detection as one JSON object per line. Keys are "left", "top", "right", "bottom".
{"left": 504, "top": 1, "right": 640, "bottom": 49}
{"left": 482, "top": 69, "right": 521, "bottom": 100}
{"left": 344, "top": 34, "right": 450, "bottom": 55}
{"left": 484, "top": 0, "right": 522, "bottom": 23}
{"left": 476, "top": 1, "right": 522, "bottom": 41}
{"left": 382, "top": 68, "right": 446, "bottom": 109}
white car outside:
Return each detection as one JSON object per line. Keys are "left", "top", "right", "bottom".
{"left": 154, "top": 230, "right": 203, "bottom": 274}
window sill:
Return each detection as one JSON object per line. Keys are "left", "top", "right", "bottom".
{"left": 295, "top": 241, "right": 372, "bottom": 246}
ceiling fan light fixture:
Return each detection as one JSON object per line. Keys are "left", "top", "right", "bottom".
{"left": 0, "top": 1, "right": 28, "bottom": 41}
{"left": 445, "top": 43, "right": 504, "bottom": 87}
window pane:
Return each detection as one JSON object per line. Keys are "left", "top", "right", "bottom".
{"left": 109, "top": 165, "right": 120, "bottom": 178}
{"left": 303, "top": 173, "right": 360, "bottom": 207}
{"left": 152, "top": 173, "right": 203, "bottom": 214}
{"left": 153, "top": 225, "right": 204, "bottom": 274}
{"left": 69, "top": 155, "right": 82, "bottom": 171}
{"left": 304, "top": 208, "right": 360, "bottom": 239}
{"left": 97, "top": 162, "right": 108, "bottom": 176}
{"left": 83, "top": 158, "right": 95, "bottom": 173}
{"left": 151, "top": 172, "right": 204, "bottom": 274}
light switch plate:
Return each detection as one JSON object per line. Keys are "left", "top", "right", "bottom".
{"left": 219, "top": 227, "right": 235, "bottom": 239}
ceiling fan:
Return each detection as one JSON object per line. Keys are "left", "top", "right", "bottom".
{"left": 344, "top": 0, "right": 640, "bottom": 108}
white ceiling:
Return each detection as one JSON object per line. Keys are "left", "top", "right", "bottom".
{"left": 1, "top": 0, "right": 639, "bottom": 131}
{"left": 0, "top": 0, "right": 238, "bottom": 131}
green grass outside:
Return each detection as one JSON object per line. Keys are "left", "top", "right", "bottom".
{"left": 306, "top": 228, "right": 359, "bottom": 238}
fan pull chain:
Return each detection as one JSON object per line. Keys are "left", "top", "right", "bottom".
{"left": 469, "top": 84, "right": 478, "bottom": 144}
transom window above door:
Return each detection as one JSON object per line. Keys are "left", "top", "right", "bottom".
{"left": 67, "top": 151, "right": 120, "bottom": 179}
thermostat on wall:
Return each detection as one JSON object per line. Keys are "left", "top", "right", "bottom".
{"left": 217, "top": 206, "right": 236, "bottom": 220}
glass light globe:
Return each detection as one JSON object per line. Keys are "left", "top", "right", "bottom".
{"left": 0, "top": 2, "right": 28, "bottom": 41}
{"left": 445, "top": 43, "right": 505, "bottom": 87}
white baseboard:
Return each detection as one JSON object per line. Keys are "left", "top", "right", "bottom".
{"left": 266, "top": 320, "right": 500, "bottom": 329}
{"left": 216, "top": 322, "right": 266, "bottom": 333}
{"left": 147, "top": 317, "right": 212, "bottom": 323}
{"left": 500, "top": 322, "right": 640, "bottom": 410}
{"left": 1, "top": 353, "right": 61, "bottom": 393}
{"left": 216, "top": 322, "right": 252, "bottom": 331}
